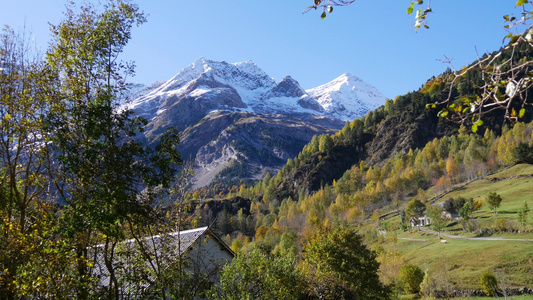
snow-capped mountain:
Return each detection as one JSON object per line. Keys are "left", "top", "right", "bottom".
{"left": 305, "top": 73, "right": 385, "bottom": 121}
{"left": 125, "top": 58, "right": 387, "bottom": 188}
{"left": 126, "top": 58, "right": 386, "bottom": 122}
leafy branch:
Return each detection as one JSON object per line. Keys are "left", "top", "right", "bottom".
{"left": 303, "top": 0, "right": 356, "bottom": 19}
{"left": 429, "top": 3, "right": 533, "bottom": 132}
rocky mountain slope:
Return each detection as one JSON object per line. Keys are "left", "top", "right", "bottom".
{"left": 125, "top": 58, "right": 386, "bottom": 187}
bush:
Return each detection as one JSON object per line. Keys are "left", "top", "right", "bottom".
{"left": 492, "top": 218, "right": 517, "bottom": 233}
{"left": 398, "top": 264, "right": 424, "bottom": 294}
{"left": 419, "top": 270, "right": 437, "bottom": 299}
{"left": 479, "top": 271, "right": 498, "bottom": 296}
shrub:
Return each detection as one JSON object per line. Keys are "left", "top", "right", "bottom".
{"left": 398, "top": 264, "right": 424, "bottom": 294}
{"left": 419, "top": 270, "right": 437, "bottom": 299}
{"left": 479, "top": 271, "right": 498, "bottom": 296}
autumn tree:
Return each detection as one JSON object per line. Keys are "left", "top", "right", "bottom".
{"left": 445, "top": 157, "right": 458, "bottom": 182}
{"left": 43, "top": 1, "right": 180, "bottom": 298}
{"left": 0, "top": 25, "right": 61, "bottom": 299}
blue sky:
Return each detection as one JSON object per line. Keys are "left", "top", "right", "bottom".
{"left": 0, "top": 0, "right": 524, "bottom": 98}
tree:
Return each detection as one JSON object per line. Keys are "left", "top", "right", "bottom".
{"left": 43, "top": 1, "right": 180, "bottom": 298}
{"left": 514, "top": 142, "right": 533, "bottom": 164}
{"left": 445, "top": 157, "right": 458, "bottom": 182}
{"left": 275, "top": 231, "right": 300, "bottom": 260}
{"left": 443, "top": 197, "right": 467, "bottom": 215}
{"left": 425, "top": 204, "right": 446, "bottom": 237}
{"left": 319, "top": 134, "right": 334, "bottom": 153}
{"left": 406, "top": 199, "right": 426, "bottom": 227}
{"left": 518, "top": 201, "right": 530, "bottom": 228}
{"left": 301, "top": 226, "right": 391, "bottom": 299}
{"left": 486, "top": 192, "right": 503, "bottom": 214}
{"left": 0, "top": 25, "right": 62, "bottom": 299}
{"left": 121, "top": 162, "right": 210, "bottom": 299}
{"left": 209, "top": 250, "right": 306, "bottom": 300}
{"left": 479, "top": 271, "right": 499, "bottom": 297}
{"left": 459, "top": 198, "right": 476, "bottom": 221}
{"left": 398, "top": 264, "right": 424, "bottom": 295}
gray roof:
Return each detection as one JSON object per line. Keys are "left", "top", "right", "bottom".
{"left": 89, "top": 226, "right": 233, "bottom": 295}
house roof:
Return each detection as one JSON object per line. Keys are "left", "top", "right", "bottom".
{"left": 90, "top": 226, "right": 233, "bottom": 293}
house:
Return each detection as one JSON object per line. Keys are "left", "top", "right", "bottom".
{"left": 90, "top": 226, "right": 234, "bottom": 298}
{"left": 409, "top": 215, "right": 431, "bottom": 228}
{"left": 409, "top": 202, "right": 460, "bottom": 228}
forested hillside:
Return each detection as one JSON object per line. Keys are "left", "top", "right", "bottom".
{"left": 196, "top": 44, "right": 533, "bottom": 296}
{"left": 200, "top": 43, "right": 533, "bottom": 202}
{"left": 269, "top": 43, "right": 533, "bottom": 200}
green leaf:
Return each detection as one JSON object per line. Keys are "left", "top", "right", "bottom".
{"left": 516, "top": 0, "right": 528, "bottom": 6}
{"left": 474, "top": 119, "right": 484, "bottom": 126}
{"left": 472, "top": 124, "right": 478, "bottom": 133}
{"left": 417, "top": 0, "right": 423, "bottom": 4}
{"left": 519, "top": 108, "right": 526, "bottom": 118}
{"left": 407, "top": 2, "right": 415, "bottom": 15}
{"left": 321, "top": 11, "right": 326, "bottom": 19}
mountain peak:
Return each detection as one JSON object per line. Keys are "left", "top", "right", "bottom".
{"left": 191, "top": 57, "right": 210, "bottom": 69}
{"left": 306, "top": 73, "right": 386, "bottom": 120}
{"left": 126, "top": 59, "right": 386, "bottom": 123}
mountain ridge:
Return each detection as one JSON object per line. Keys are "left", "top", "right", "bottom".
{"left": 126, "top": 58, "right": 386, "bottom": 122}
{"left": 124, "top": 58, "right": 387, "bottom": 188}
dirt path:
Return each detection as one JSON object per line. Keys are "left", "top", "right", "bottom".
{"left": 418, "top": 227, "right": 533, "bottom": 241}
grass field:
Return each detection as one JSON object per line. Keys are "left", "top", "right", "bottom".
{"left": 392, "top": 230, "right": 533, "bottom": 288}
{"left": 378, "top": 164, "right": 533, "bottom": 291}
{"left": 437, "top": 164, "right": 533, "bottom": 220}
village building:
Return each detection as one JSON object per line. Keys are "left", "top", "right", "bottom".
{"left": 91, "top": 226, "right": 234, "bottom": 298}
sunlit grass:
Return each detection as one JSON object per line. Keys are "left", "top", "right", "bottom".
{"left": 378, "top": 164, "right": 533, "bottom": 290}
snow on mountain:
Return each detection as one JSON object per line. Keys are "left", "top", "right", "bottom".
{"left": 124, "top": 58, "right": 386, "bottom": 122}
{"left": 121, "top": 59, "right": 387, "bottom": 187}
{"left": 305, "top": 73, "right": 386, "bottom": 121}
